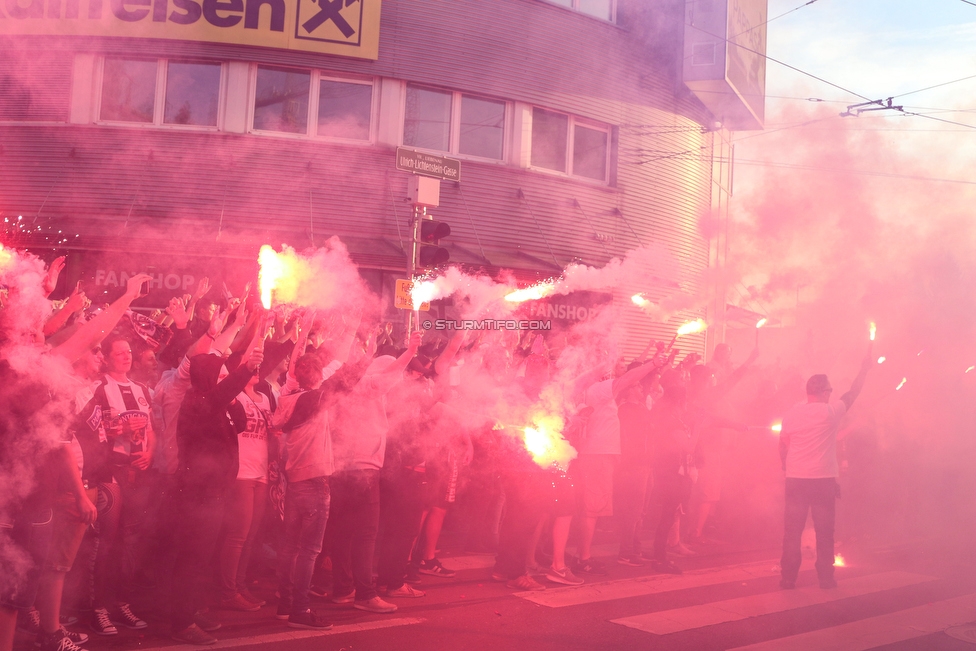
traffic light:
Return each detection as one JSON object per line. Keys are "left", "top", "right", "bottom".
{"left": 418, "top": 219, "right": 451, "bottom": 267}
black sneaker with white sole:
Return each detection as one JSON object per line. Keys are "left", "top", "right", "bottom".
{"left": 35, "top": 626, "right": 89, "bottom": 647}
{"left": 288, "top": 609, "right": 333, "bottom": 630}
{"left": 417, "top": 558, "right": 456, "bottom": 578}
{"left": 90, "top": 609, "right": 117, "bottom": 636}
{"left": 38, "top": 629, "right": 88, "bottom": 651}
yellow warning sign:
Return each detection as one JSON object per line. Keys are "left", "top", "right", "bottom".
{"left": 0, "top": 0, "right": 381, "bottom": 60}
{"left": 395, "top": 279, "right": 429, "bottom": 311}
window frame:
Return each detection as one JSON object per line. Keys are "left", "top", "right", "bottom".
{"left": 247, "top": 64, "right": 377, "bottom": 144}
{"left": 400, "top": 83, "right": 510, "bottom": 164}
{"left": 528, "top": 107, "right": 612, "bottom": 184}
{"left": 95, "top": 56, "right": 226, "bottom": 131}
{"left": 538, "top": 0, "right": 617, "bottom": 23}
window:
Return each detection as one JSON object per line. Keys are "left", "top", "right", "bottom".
{"left": 99, "top": 57, "right": 221, "bottom": 128}
{"left": 530, "top": 107, "right": 610, "bottom": 182}
{"left": 253, "top": 66, "right": 310, "bottom": 134}
{"left": 402, "top": 84, "right": 506, "bottom": 161}
{"left": 251, "top": 66, "right": 374, "bottom": 141}
{"left": 544, "top": 0, "right": 615, "bottom": 21}
{"left": 0, "top": 50, "right": 71, "bottom": 122}
{"left": 318, "top": 78, "right": 373, "bottom": 141}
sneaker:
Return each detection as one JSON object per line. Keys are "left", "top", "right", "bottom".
{"left": 384, "top": 584, "right": 426, "bottom": 598}
{"left": 404, "top": 565, "right": 422, "bottom": 585}
{"left": 239, "top": 588, "right": 266, "bottom": 606}
{"left": 780, "top": 579, "right": 796, "bottom": 590}
{"left": 90, "top": 609, "right": 117, "bottom": 636}
{"left": 38, "top": 630, "right": 87, "bottom": 651}
{"left": 308, "top": 585, "right": 330, "bottom": 598}
{"left": 651, "top": 559, "right": 683, "bottom": 575}
{"left": 506, "top": 574, "right": 546, "bottom": 591}
{"left": 574, "top": 558, "right": 608, "bottom": 575}
{"left": 59, "top": 616, "right": 78, "bottom": 627}
{"left": 819, "top": 577, "right": 838, "bottom": 589}
{"left": 490, "top": 570, "right": 508, "bottom": 582}
{"left": 35, "top": 626, "right": 90, "bottom": 648}
{"left": 275, "top": 603, "right": 291, "bottom": 620}
{"left": 617, "top": 555, "right": 643, "bottom": 567}
{"left": 288, "top": 609, "right": 332, "bottom": 630}
{"left": 417, "top": 558, "right": 456, "bottom": 578}
{"left": 111, "top": 603, "right": 147, "bottom": 629}
{"left": 192, "top": 610, "right": 221, "bottom": 632}
{"left": 18, "top": 607, "right": 41, "bottom": 636}
{"left": 171, "top": 623, "right": 216, "bottom": 646}
{"left": 331, "top": 590, "right": 355, "bottom": 605}
{"left": 545, "top": 566, "right": 584, "bottom": 586}
{"left": 352, "top": 596, "right": 398, "bottom": 614}
{"left": 218, "top": 593, "right": 261, "bottom": 612}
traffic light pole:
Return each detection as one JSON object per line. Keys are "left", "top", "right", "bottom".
{"left": 406, "top": 204, "right": 425, "bottom": 334}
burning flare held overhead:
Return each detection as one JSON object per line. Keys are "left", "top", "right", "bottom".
{"left": 869, "top": 322, "right": 877, "bottom": 341}
{"left": 771, "top": 421, "right": 783, "bottom": 435}
{"left": 676, "top": 318, "right": 707, "bottom": 336}
{"left": 834, "top": 554, "right": 846, "bottom": 567}
{"left": 410, "top": 279, "right": 437, "bottom": 312}
{"left": 505, "top": 281, "right": 556, "bottom": 303}
{"left": 521, "top": 413, "right": 576, "bottom": 471}
{"left": 895, "top": 377, "right": 907, "bottom": 391}
{"left": 756, "top": 317, "right": 768, "bottom": 329}
{"left": 631, "top": 293, "right": 649, "bottom": 307}
{"left": 258, "top": 245, "right": 287, "bottom": 310}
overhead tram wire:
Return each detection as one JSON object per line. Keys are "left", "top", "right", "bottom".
{"left": 728, "top": 0, "right": 822, "bottom": 40}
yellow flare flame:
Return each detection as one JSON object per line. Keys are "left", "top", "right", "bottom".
{"left": 505, "top": 282, "right": 555, "bottom": 303}
{"left": 869, "top": 322, "right": 877, "bottom": 341}
{"left": 967, "top": 366, "right": 975, "bottom": 374}
{"left": 756, "top": 318, "right": 768, "bottom": 329}
{"left": 676, "top": 318, "right": 707, "bottom": 336}
{"left": 258, "top": 245, "right": 286, "bottom": 310}
{"left": 877, "top": 356, "right": 886, "bottom": 364}
{"left": 521, "top": 414, "right": 576, "bottom": 471}
{"left": 895, "top": 377, "right": 907, "bottom": 391}
{"left": 410, "top": 280, "right": 437, "bottom": 311}
{"left": 771, "top": 422, "right": 782, "bottom": 434}
{"left": 631, "top": 293, "right": 649, "bottom": 307}
{"left": 834, "top": 554, "right": 846, "bottom": 567}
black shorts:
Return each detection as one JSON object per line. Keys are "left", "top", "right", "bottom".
{"left": 0, "top": 506, "right": 53, "bottom": 610}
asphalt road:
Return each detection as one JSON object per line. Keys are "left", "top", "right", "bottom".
{"left": 18, "top": 535, "right": 976, "bottom": 651}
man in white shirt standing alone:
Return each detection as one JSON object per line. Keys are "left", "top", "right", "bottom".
{"left": 779, "top": 345, "right": 872, "bottom": 590}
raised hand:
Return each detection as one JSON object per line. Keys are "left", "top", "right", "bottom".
{"left": 166, "top": 296, "right": 191, "bottom": 329}
{"left": 65, "top": 282, "right": 89, "bottom": 314}
{"left": 193, "top": 276, "right": 212, "bottom": 300}
{"left": 124, "top": 273, "right": 153, "bottom": 300}
{"left": 42, "top": 255, "right": 66, "bottom": 297}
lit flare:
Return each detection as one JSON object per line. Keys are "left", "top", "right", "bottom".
{"left": 756, "top": 317, "right": 768, "bottom": 329}
{"left": 411, "top": 279, "right": 437, "bottom": 311}
{"left": 834, "top": 554, "right": 846, "bottom": 567}
{"left": 771, "top": 421, "right": 782, "bottom": 435}
{"left": 869, "top": 322, "right": 877, "bottom": 341}
{"left": 258, "top": 245, "right": 286, "bottom": 310}
{"left": 631, "top": 293, "right": 649, "bottom": 307}
{"left": 521, "top": 414, "right": 576, "bottom": 471}
{"left": 877, "top": 356, "right": 886, "bottom": 364}
{"left": 895, "top": 377, "right": 907, "bottom": 391}
{"left": 967, "top": 366, "right": 975, "bottom": 374}
{"left": 505, "top": 281, "right": 555, "bottom": 303}
{"left": 676, "top": 318, "right": 707, "bottom": 336}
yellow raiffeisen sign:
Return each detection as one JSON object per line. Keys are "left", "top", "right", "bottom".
{"left": 0, "top": 0, "right": 381, "bottom": 59}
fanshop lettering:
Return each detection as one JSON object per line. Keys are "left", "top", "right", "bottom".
{"left": 95, "top": 269, "right": 197, "bottom": 291}
{"left": 1, "top": 0, "right": 287, "bottom": 31}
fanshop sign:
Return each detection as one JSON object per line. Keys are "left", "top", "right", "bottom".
{"left": 0, "top": 0, "right": 381, "bottom": 59}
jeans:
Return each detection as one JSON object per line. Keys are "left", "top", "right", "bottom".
{"left": 276, "top": 477, "right": 330, "bottom": 615}
{"left": 219, "top": 480, "right": 268, "bottom": 599}
{"left": 494, "top": 470, "right": 547, "bottom": 580}
{"left": 377, "top": 468, "right": 426, "bottom": 591}
{"left": 615, "top": 467, "right": 649, "bottom": 558}
{"left": 329, "top": 469, "right": 381, "bottom": 601}
{"left": 781, "top": 477, "right": 837, "bottom": 584}
{"left": 647, "top": 465, "right": 682, "bottom": 561}
{"left": 169, "top": 490, "right": 226, "bottom": 632}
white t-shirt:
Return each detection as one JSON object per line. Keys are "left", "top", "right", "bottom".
{"left": 237, "top": 392, "right": 271, "bottom": 482}
{"left": 580, "top": 379, "right": 620, "bottom": 455}
{"left": 782, "top": 399, "right": 847, "bottom": 478}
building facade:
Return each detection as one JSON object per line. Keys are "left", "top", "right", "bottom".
{"left": 0, "top": 0, "right": 762, "bottom": 355}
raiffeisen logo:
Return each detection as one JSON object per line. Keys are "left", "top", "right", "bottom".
{"left": 0, "top": 0, "right": 381, "bottom": 59}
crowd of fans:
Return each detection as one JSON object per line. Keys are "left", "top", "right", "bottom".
{"left": 0, "top": 256, "right": 770, "bottom": 651}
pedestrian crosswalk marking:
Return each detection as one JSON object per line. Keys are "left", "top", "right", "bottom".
{"left": 516, "top": 559, "right": 778, "bottom": 607}
{"left": 611, "top": 571, "right": 935, "bottom": 635}
{"left": 726, "top": 593, "right": 976, "bottom": 650}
